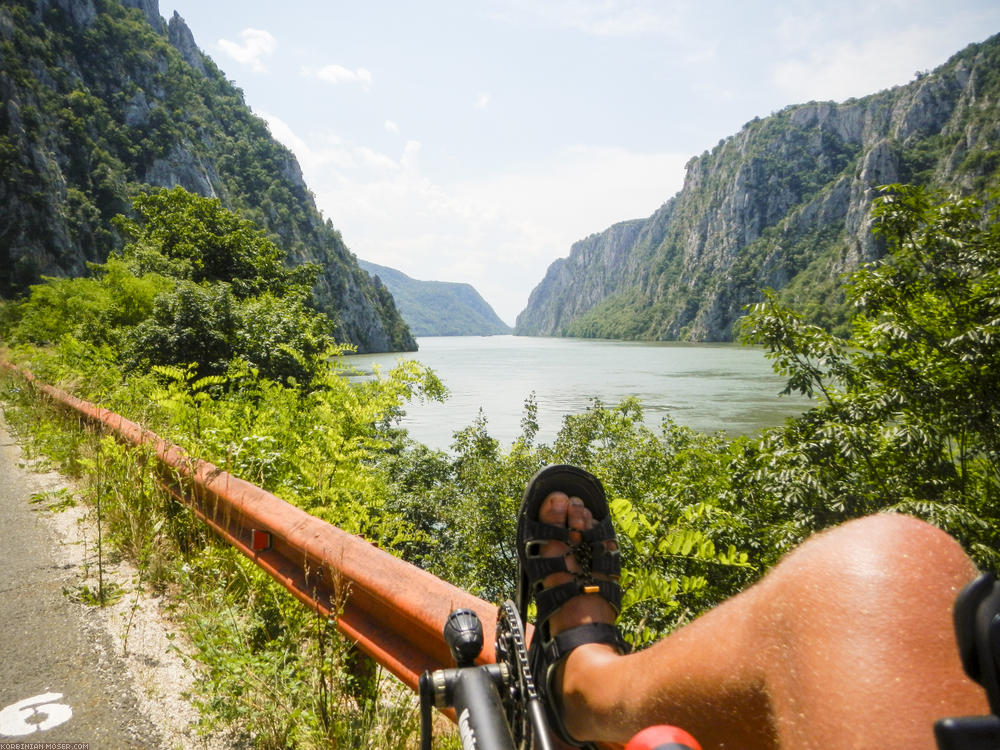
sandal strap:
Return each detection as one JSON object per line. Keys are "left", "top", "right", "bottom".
{"left": 590, "top": 548, "right": 621, "bottom": 577}
{"left": 535, "top": 579, "right": 622, "bottom": 630}
{"left": 522, "top": 518, "right": 573, "bottom": 544}
{"left": 524, "top": 554, "right": 571, "bottom": 582}
{"left": 533, "top": 621, "right": 630, "bottom": 748}
{"left": 524, "top": 544, "right": 621, "bottom": 583}
{"left": 544, "top": 621, "right": 630, "bottom": 664}
{"left": 580, "top": 515, "right": 616, "bottom": 544}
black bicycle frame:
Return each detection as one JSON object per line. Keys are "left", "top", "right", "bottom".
{"left": 419, "top": 606, "right": 555, "bottom": 750}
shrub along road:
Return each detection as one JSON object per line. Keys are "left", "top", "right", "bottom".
{"left": 0, "top": 414, "right": 164, "bottom": 748}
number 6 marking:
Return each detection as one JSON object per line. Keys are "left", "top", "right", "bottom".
{"left": 0, "top": 692, "right": 73, "bottom": 736}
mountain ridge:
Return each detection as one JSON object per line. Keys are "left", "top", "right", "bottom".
{"left": 515, "top": 34, "right": 1000, "bottom": 341}
{"left": 0, "top": 0, "right": 415, "bottom": 353}
{"left": 358, "top": 260, "right": 511, "bottom": 337}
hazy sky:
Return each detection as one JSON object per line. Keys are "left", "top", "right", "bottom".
{"left": 162, "top": 0, "right": 999, "bottom": 325}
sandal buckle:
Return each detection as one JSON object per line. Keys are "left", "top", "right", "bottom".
{"left": 573, "top": 540, "right": 593, "bottom": 577}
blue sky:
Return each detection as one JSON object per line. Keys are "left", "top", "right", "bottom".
{"left": 162, "top": 0, "right": 1000, "bottom": 325}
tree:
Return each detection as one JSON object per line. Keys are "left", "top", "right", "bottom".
{"left": 739, "top": 185, "right": 1000, "bottom": 569}
{"left": 7, "top": 188, "right": 335, "bottom": 384}
{"left": 112, "top": 186, "right": 319, "bottom": 298}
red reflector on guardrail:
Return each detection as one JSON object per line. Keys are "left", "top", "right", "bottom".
{"left": 251, "top": 529, "right": 272, "bottom": 552}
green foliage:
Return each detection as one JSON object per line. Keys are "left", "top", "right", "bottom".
{"left": 3, "top": 261, "right": 168, "bottom": 347}
{"left": 123, "top": 279, "right": 238, "bottom": 375}
{"left": 179, "top": 547, "right": 421, "bottom": 749}
{"left": 114, "top": 187, "right": 318, "bottom": 298}
{"left": 5, "top": 181, "right": 1000, "bottom": 743}
{"left": 740, "top": 185, "right": 1000, "bottom": 568}
{"left": 0, "top": 334, "right": 444, "bottom": 748}
{"left": 380, "top": 396, "right": 754, "bottom": 645}
{"left": 5, "top": 188, "right": 335, "bottom": 384}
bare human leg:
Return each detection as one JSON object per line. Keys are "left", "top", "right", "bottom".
{"left": 537, "top": 495, "right": 987, "bottom": 750}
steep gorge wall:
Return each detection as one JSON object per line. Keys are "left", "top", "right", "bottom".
{"left": 0, "top": 0, "right": 414, "bottom": 352}
{"left": 515, "top": 34, "right": 999, "bottom": 340}
{"left": 515, "top": 217, "right": 649, "bottom": 335}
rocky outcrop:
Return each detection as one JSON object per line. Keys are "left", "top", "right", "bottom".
{"left": 32, "top": 0, "right": 97, "bottom": 27}
{"left": 121, "top": 0, "right": 165, "bottom": 32}
{"left": 167, "top": 13, "right": 207, "bottom": 76}
{"left": 515, "top": 219, "right": 647, "bottom": 335}
{"left": 516, "top": 34, "right": 1000, "bottom": 341}
{"left": 144, "top": 143, "right": 221, "bottom": 197}
{"left": 0, "top": 0, "right": 414, "bottom": 353}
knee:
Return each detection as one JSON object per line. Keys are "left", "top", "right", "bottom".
{"left": 797, "top": 514, "right": 974, "bottom": 580}
{"left": 762, "top": 513, "right": 978, "bottom": 619}
{"left": 746, "top": 516, "right": 990, "bottom": 746}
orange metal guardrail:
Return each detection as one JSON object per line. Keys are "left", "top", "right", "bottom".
{"left": 5, "top": 362, "right": 630, "bottom": 750}
{"left": 1, "top": 361, "right": 501, "bottom": 690}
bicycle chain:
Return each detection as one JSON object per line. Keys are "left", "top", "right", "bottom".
{"left": 495, "top": 599, "right": 538, "bottom": 749}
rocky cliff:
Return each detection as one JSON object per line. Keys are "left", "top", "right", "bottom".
{"left": 515, "top": 34, "right": 1000, "bottom": 340}
{"left": 0, "top": 0, "right": 415, "bottom": 352}
{"left": 358, "top": 260, "right": 511, "bottom": 337}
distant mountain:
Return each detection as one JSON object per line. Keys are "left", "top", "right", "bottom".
{"left": 358, "top": 260, "right": 511, "bottom": 337}
{"left": 515, "top": 33, "right": 1000, "bottom": 341}
{"left": 0, "top": 0, "right": 414, "bottom": 352}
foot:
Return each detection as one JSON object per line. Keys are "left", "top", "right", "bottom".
{"left": 537, "top": 490, "right": 619, "bottom": 632}
{"left": 537, "top": 491, "right": 623, "bottom": 740}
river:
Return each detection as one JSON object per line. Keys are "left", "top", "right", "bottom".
{"left": 342, "top": 336, "right": 812, "bottom": 451}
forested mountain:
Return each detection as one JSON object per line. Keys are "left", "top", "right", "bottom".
{"left": 515, "top": 34, "right": 1000, "bottom": 340}
{"left": 358, "top": 260, "right": 511, "bottom": 337}
{"left": 0, "top": 0, "right": 415, "bottom": 353}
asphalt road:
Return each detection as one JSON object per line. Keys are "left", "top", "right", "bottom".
{"left": 0, "top": 414, "right": 165, "bottom": 749}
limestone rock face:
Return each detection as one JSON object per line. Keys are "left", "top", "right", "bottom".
{"left": 33, "top": 0, "right": 98, "bottom": 27}
{"left": 144, "top": 143, "right": 221, "bottom": 198}
{"left": 168, "top": 13, "right": 207, "bottom": 76}
{"left": 121, "top": 0, "right": 165, "bottom": 32}
{"left": 0, "top": 0, "right": 414, "bottom": 353}
{"left": 515, "top": 219, "right": 647, "bottom": 335}
{"left": 515, "top": 34, "right": 1000, "bottom": 341}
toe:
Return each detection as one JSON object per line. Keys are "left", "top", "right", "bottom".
{"left": 567, "top": 496, "right": 593, "bottom": 535}
{"left": 539, "top": 491, "right": 570, "bottom": 525}
{"left": 538, "top": 491, "right": 575, "bottom": 583}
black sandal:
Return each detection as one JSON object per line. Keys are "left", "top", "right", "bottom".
{"left": 516, "top": 465, "right": 629, "bottom": 748}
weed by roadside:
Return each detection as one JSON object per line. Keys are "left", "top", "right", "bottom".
{"left": 0, "top": 374, "right": 439, "bottom": 749}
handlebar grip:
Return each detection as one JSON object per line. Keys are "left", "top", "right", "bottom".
{"left": 625, "top": 725, "right": 702, "bottom": 750}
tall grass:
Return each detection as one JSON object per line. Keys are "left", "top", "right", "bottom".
{"left": 0, "top": 367, "right": 451, "bottom": 749}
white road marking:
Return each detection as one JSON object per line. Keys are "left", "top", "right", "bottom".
{"left": 0, "top": 692, "right": 73, "bottom": 736}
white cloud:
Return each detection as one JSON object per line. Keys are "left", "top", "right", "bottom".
{"left": 261, "top": 113, "right": 310, "bottom": 157}
{"left": 261, "top": 113, "right": 385, "bottom": 174}
{"left": 400, "top": 140, "right": 422, "bottom": 172}
{"left": 768, "top": 4, "right": 998, "bottom": 103}
{"left": 384, "top": 119, "right": 400, "bottom": 134}
{"left": 493, "top": 0, "right": 686, "bottom": 38}
{"left": 256, "top": 115, "right": 688, "bottom": 325}
{"left": 217, "top": 28, "right": 276, "bottom": 73}
{"left": 475, "top": 92, "right": 491, "bottom": 110}
{"left": 772, "top": 26, "right": 964, "bottom": 103}
{"left": 307, "top": 64, "right": 374, "bottom": 90}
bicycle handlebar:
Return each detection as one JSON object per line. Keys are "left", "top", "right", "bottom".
{"left": 419, "top": 604, "right": 704, "bottom": 750}
{"left": 934, "top": 573, "right": 1000, "bottom": 750}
